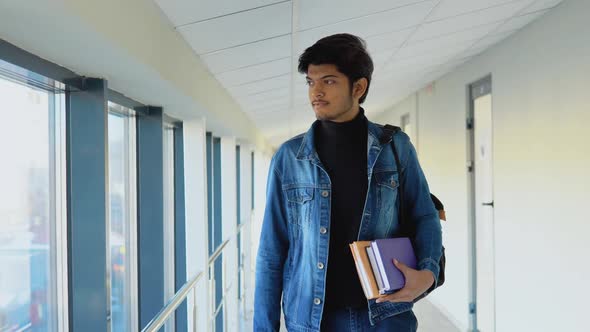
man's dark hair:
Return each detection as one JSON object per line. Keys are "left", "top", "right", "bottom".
{"left": 298, "top": 33, "right": 374, "bottom": 104}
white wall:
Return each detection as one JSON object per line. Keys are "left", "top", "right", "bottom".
{"left": 183, "top": 118, "right": 209, "bottom": 332}
{"left": 375, "top": 0, "right": 590, "bottom": 331}
{"left": 239, "top": 144, "right": 254, "bottom": 322}
{"left": 220, "top": 137, "right": 239, "bottom": 331}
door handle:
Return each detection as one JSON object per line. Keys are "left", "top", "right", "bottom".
{"left": 482, "top": 201, "right": 494, "bottom": 207}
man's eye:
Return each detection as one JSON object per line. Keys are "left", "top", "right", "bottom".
{"left": 325, "top": 80, "right": 335, "bottom": 84}
{"left": 306, "top": 81, "right": 313, "bottom": 86}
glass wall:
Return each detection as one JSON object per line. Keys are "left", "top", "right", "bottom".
{"left": 206, "top": 133, "right": 224, "bottom": 332}
{"left": 107, "top": 102, "right": 138, "bottom": 332}
{"left": 0, "top": 62, "right": 67, "bottom": 331}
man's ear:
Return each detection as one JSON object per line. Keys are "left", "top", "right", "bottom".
{"left": 353, "top": 78, "right": 368, "bottom": 101}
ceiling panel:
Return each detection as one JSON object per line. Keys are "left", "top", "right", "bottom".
{"left": 494, "top": 10, "right": 547, "bottom": 35}
{"left": 235, "top": 87, "right": 290, "bottom": 105}
{"left": 427, "top": 0, "right": 520, "bottom": 22}
{"left": 153, "top": 0, "right": 280, "bottom": 27}
{"left": 393, "top": 38, "right": 476, "bottom": 62}
{"left": 151, "top": 0, "right": 564, "bottom": 147}
{"left": 412, "top": 0, "right": 535, "bottom": 41}
{"left": 296, "top": 1, "right": 436, "bottom": 54}
{"left": 215, "top": 57, "right": 291, "bottom": 87}
{"left": 178, "top": 1, "right": 291, "bottom": 54}
{"left": 365, "top": 28, "right": 414, "bottom": 56}
{"left": 521, "top": 0, "right": 563, "bottom": 14}
{"left": 371, "top": 49, "right": 398, "bottom": 70}
{"left": 241, "top": 98, "right": 290, "bottom": 113}
{"left": 200, "top": 35, "right": 291, "bottom": 74}
{"left": 228, "top": 75, "right": 290, "bottom": 97}
{"left": 469, "top": 30, "right": 515, "bottom": 50}
{"left": 297, "top": 0, "right": 432, "bottom": 30}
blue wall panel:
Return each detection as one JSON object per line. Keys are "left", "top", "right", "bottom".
{"left": 174, "top": 125, "right": 187, "bottom": 332}
{"left": 136, "top": 106, "right": 165, "bottom": 329}
{"left": 66, "top": 78, "right": 108, "bottom": 332}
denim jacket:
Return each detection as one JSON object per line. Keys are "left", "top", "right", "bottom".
{"left": 254, "top": 119, "right": 442, "bottom": 332}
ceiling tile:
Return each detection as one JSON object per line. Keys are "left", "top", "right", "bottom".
{"left": 297, "top": 0, "right": 431, "bottom": 30}
{"left": 178, "top": 1, "right": 291, "bottom": 54}
{"left": 201, "top": 35, "right": 291, "bottom": 74}
{"left": 494, "top": 10, "right": 547, "bottom": 35}
{"left": 296, "top": 1, "right": 435, "bottom": 54}
{"left": 371, "top": 49, "right": 397, "bottom": 70}
{"left": 365, "top": 28, "right": 414, "bottom": 55}
{"left": 521, "top": 0, "right": 563, "bottom": 14}
{"left": 469, "top": 30, "right": 515, "bottom": 50}
{"left": 228, "top": 75, "right": 291, "bottom": 97}
{"left": 394, "top": 37, "right": 477, "bottom": 61}
{"left": 215, "top": 57, "right": 291, "bottom": 87}
{"left": 242, "top": 98, "right": 290, "bottom": 113}
{"left": 407, "top": 20, "right": 502, "bottom": 46}
{"left": 427, "top": 0, "right": 519, "bottom": 22}
{"left": 153, "top": 0, "right": 280, "bottom": 27}
{"left": 412, "top": 0, "right": 535, "bottom": 41}
{"left": 235, "top": 87, "right": 290, "bottom": 105}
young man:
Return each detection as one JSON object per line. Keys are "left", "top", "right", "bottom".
{"left": 254, "top": 34, "right": 442, "bottom": 331}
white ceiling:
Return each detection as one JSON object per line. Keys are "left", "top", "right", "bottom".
{"left": 154, "top": 0, "right": 563, "bottom": 146}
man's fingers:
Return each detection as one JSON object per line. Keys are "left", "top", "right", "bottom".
{"left": 393, "top": 259, "right": 409, "bottom": 274}
{"left": 376, "top": 288, "right": 412, "bottom": 303}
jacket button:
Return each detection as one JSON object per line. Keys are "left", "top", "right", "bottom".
{"left": 391, "top": 179, "right": 397, "bottom": 187}
{"left": 317, "top": 262, "right": 324, "bottom": 269}
{"left": 321, "top": 190, "right": 329, "bottom": 197}
{"left": 319, "top": 227, "right": 327, "bottom": 234}
{"left": 314, "top": 298, "right": 321, "bottom": 305}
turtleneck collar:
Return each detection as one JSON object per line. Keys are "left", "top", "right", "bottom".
{"left": 315, "top": 107, "right": 367, "bottom": 144}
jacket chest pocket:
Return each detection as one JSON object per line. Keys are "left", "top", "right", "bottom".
{"left": 374, "top": 171, "right": 400, "bottom": 236}
{"left": 284, "top": 187, "right": 314, "bottom": 226}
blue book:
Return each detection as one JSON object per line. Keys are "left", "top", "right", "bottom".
{"left": 371, "top": 237, "right": 417, "bottom": 293}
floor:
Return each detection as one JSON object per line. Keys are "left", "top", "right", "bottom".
{"left": 242, "top": 299, "right": 461, "bottom": 331}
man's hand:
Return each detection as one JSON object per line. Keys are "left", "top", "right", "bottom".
{"left": 376, "top": 259, "right": 434, "bottom": 303}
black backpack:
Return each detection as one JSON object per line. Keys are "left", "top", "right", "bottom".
{"left": 381, "top": 124, "right": 446, "bottom": 301}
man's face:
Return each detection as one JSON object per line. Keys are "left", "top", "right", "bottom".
{"left": 306, "top": 64, "right": 357, "bottom": 122}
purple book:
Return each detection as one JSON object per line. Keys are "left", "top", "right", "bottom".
{"left": 371, "top": 237, "right": 417, "bottom": 293}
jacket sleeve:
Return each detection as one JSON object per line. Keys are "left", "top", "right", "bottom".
{"left": 253, "top": 155, "right": 289, "bottom": 331}
{"left": 397, "top": 133, "right": 443, "bottom": 287}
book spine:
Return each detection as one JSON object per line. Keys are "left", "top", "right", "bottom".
{"left": 349, "top": 243, "right": 371, "bottom": 299}
{"left": 371, "top": 241, "right": 390, "bottom": 290}
{"left": 366, "top": 246, "right": 384, "bottom": 291}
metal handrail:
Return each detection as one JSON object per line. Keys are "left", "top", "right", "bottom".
{"left": 141, "top": 271, "right": 204, "bottom": 332}
{"left": 208, "top": 239, "right": 229, "bottom": 265}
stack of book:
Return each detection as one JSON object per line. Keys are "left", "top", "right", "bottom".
{"left": 349, "top": 237, "right": 417, "bottom": 300}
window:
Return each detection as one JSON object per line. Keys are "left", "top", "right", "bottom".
{"left": 251, "top": 151, "right": 255, "bottom": 210}
{"left": 107, "top": 102, "right": 138, "bottom": 332}
{"left": 0, "top": 61, "right": 68, "bottom": 331}
{"left": 206, "top": 133, "right": 224, "bottom": 332}
{"left": 163, "top": 123, "right": 175, "bottom": 331}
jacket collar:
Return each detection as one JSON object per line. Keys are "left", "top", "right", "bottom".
{"left": 296, "top": 113, "right": 390, "bottom": 163}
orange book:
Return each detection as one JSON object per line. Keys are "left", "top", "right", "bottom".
{"left": 349, "top": 241, "right": 383, "bottom": 300}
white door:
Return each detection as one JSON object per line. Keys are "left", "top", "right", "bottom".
{"left": 474, "top": 93, "right": 495, "bottom": 332}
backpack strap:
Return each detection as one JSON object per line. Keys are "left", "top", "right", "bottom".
{"left": 380, "top": 124, "right": 408, "bottom": 233}
{"left": 379, "top": 124, "right": 400, "bottom": 144}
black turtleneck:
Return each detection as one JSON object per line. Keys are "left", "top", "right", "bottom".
{"left": 315, "top": 108, "right": 368, "bottom": 309}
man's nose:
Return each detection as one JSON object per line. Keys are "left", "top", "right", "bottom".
{"left": 312, "top": 85, "right": 324, "bottom": 99}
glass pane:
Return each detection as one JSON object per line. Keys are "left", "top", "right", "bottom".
{"left": 236, "top": 146, "right": 240, "bottom": 227}
{"left": 206, "top": 133, "right": 213, "bottom": 256}
{"left": 107, "top": 106, "right": 137, "bottom": 332}
{"left": 213, "top": 138, "right": 222, "bottom": 249}
{"left": 163, "top": 125, "right": 175, "bottom": 332}
{"left": 0, "top": 75, "right": 57, "bottom": 331}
